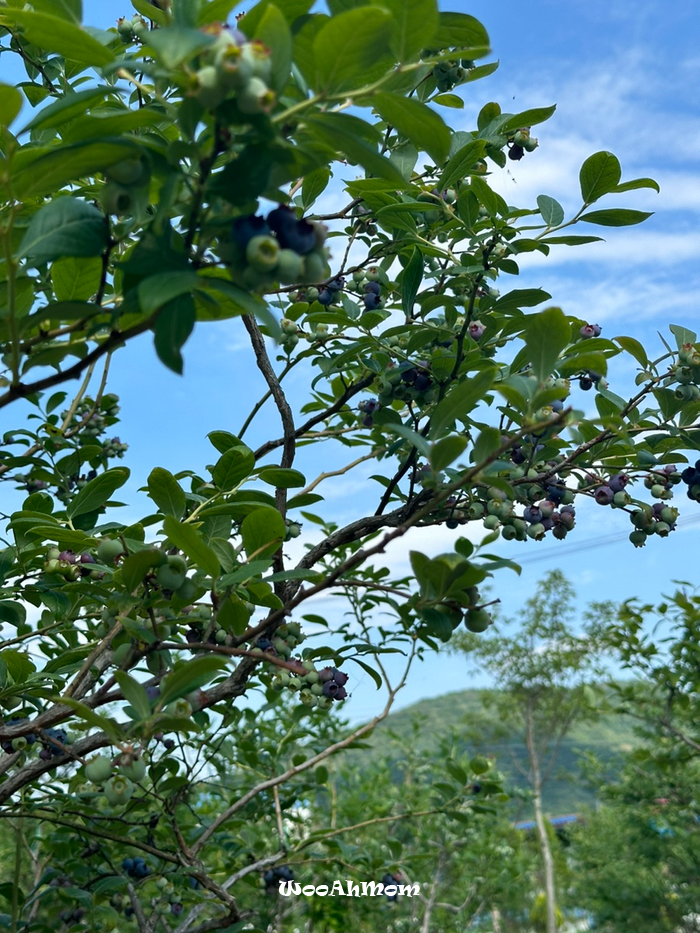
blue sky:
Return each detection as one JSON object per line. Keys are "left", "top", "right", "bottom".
{"left": 1, "top": 1, "right": 699, "bottom": 717}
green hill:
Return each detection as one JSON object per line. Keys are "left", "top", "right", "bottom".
{"left": 357, "top": 689, "right": 639, "bottom": 817}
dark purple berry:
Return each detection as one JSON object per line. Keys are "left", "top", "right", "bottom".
{"left": 233, "top": 214, "right": 270, "bottom": 249}
{"left": 317, "top": 288, "right": 333, "bottom": 306}
{"left": 364, "top": 280, "right": 381, "bottom": 295}
{"left": 363, "top": 292, "right": 381, "bottom": 310}
{"left": 331, "top": 668, "right": 348, "bottom": 686}
{"left": 322, "top": 681, "right": 339, "bottom": 697}
{"left": 523, "top": 506, "right": 543, "bottom": 524}
{"left": 594, "top": 486, "right": 614, "bottom": 505}
{"left": 608, "top": 473, "right": 629, "bottom": 493}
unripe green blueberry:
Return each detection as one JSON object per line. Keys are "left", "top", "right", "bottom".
{"left": 501, "top": 524, "right": 517, "bottom": 540}
{"left": 216, "top": 45, "right": 253, "bottom": 90}
{"left": 237, "top": 76, "right": 275, "bottom": 115}
{"left": 467, "top": 502, "right": 485, "bottom": 519}
{"left": 660, "top": 507, "right": 678, "bottom": 524}
{"left": 316, "top": 695, "right": 333, "bottom": 710}
{"left": 117, "top": 753, "right": 147, "bottom": 783}
{"left": 288, "top": 676, "right": 302, "bottom": 691}
{"left": 612, "top": 491, "right": 630, "bottom": 507}
{"left": 483, "top": 514, "right": 500, "bottom": 530}
{"left": 464, "top": 607, "right": 492, "bottom": 633}
{"left": 631, "top": 509, "right": 652, "bottom": 529}
{"left": 85, "top": 755, "right": 113, "bottom": 783}
{"left": 157, "top": 562, "right": 186, "bottom": 592}
{"left": 523, "top": 136, "right": 539, "bottom": 152}
{"left": 112, "top": 643, "right": 133, "bottom": 667}
{"left": 276, "top": 249, "right": 304, "bottom": 284}
{"left": 97, "top": 538, "right": 124, "bottom": 564}
{"left": 311, "top": 682, "right": 324, "bottom": 696}
{"left": 650, "top": 484, "right": 667, "bottom": 499}
{"left": 240, "top": 40, "right": 272, "bottom": 81}
{"left": 166, "top": 699, "right": 192, "bottom": 717}
{"left": 527, "top": 522, "right": 546, "bottom": 540}
{"left": 174, "top": 577, "right": 197, "bottom": 603}
{"left": 300, "top": 689, "right": 316, "bottom": 707}
{"left": 654, "top": 521, "right": 671, "bottom": 537}
{"left": 103, "top": 775, "right": 135, "bottom": 806}
{"left": 106, "top": 157, "right": 149, "bottom": 187}
{"left": 301, "top": 251, "right": 330, "bottom": 284}
{"left": 246, "top": 234, "right": 279, "bottom": 272}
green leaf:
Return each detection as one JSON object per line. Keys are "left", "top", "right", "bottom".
{"left": 18, "top": 198, "right": 107, "bottom": 266}
{"left": 159, "top": 656, "right": 229, "bottom": 706}
{"left": 472, "top": 426, "right": 501, "bottom": 466}
{"left": 432, "top": 12, "right": 490, "bottom": 57}
{"left": 12, "top": 139, "right": 141, "bottom": 199}
{"left": 438, "top": 139, "right": 487, "bottom": 191}
{"left": 0, "top": 10, "right": 114, "bottom": 65}
{"left": 0, "top": 650, "right": 35, "bottom": 683}
{"left": 67, "top": 468, "right": 130, "bottom": 518}
{"left": 198, "top": 0, "right": 244, "bottom": 23}
{"left": 669, "top": 324, "right": 697, "bottom": 350}
{"left": 138, "top": 271, "right": 201, "bottom": 315}
{"left": 401, "top": 246, "right": 423, "bottom": 317}
{"left": 120, "top": 548, "right": 166, "bottom": 592}
{"left": 386, "top": 423, "right": 431, "bottom": 458}
{"left": 540, "top": 235, "right": 604, "bottom": 246}
{"left": 373, "top": 92, "right": 450, "bottom": 165}
{"left": 147, "top": 468, "right": 186, "bottom": 519}
{"left": 146, "top": 26, "right": 214, "bottom": 68}
{"left": 212, "top": 446, "right": 255, "bottom": 490}
{"left": 20, "top": 87, "right": 109, "bottom": 134}
{"left": 524, "top": 307, "right": 571, "bottom": 382}
{"left": 381, "top": 0, "right": 438, "bottom": 60}
{"left": 252, "top": 4, "right": 292, "bottom": 94}
{"left": 430, "top": 435, "right": 467, "bottom": 471}
{"left": 579, "top": 150, "right": 621, "bottom": 204}
{"left": 162, "top": 516, "right": 220, "bottom": 577}
{"left": 498, "top": 104, "right": 556, "bottom": 136}
{"left": 301, "top": 167, "right": 331, "bottom": 210}
{"left": 615, "top": 336, "right": 649, "bottom": 367}
{"left": 432, "top": 93, "right": 464, "bottom": 108}
{"left": 351, "top": 657, "right": 383, "bottom": 689}
{"left": 469, "top": 175, "right": 503, "bottom": 216}
{"left": 59, "top": 697, "right": 123, "bottom": 742}
{"left": 312, "top": 8, "right": 393, "bottom": 93}
{"left": 133, "top": 0, "right": 170, "bottom": 24}
{"left": 491, "top": 288, "right": 551, "bottom": 312}
{"left": 240, "top": 508, "right": 286, "bottom": 559}
{"left": 579, "top": 208, "right": 653, "bottom": 227}
{"left": 0, "top": 601, "right": 26, "bottom": 627}
{"left": 114, "top": 672, "right": 152, "bottom": 721}
{"left": 257, "top": 466, "right": 306, "bottom": 488}
{"left": 153, "top": 294, "right": 197, "bottom": 375}
{"left": 303, "top": 112, "right": 407, "bottom": 187}
{"left": 51, "top": 256, "right": 103, "bottom": 302}
{"left": 207, "top": 430, "right": 245, "bottom": 454}
{"left": 536, "top": 194, "right": 565, "bottom": 227}
{"left": 430, "top": 368, "right": 496, "bottom": 438}
{"left": 610, "top": 177, "right": 660, "bottom": 194}
{"left": 0, "top": 82, "right": 23, "bottom": 128}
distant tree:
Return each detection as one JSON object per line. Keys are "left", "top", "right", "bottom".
{"left": 572, "top": 754, "right": 700, "bottom": 933}
{"left": 452, "top": 571, "right": 610, "bottom": 933}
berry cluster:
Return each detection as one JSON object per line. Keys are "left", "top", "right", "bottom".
{"left": 668, "top": 343, "right": 700, "bottom": 402}
{"left": 122, "top": 856, "right": 152, "bottom": 880}
{"left": 381, "top": 872, "right": 403, "bottom": 901}
{"left": 195, "top": 24, "right": 276, "bottom": 115}
{"left": 224, "top": 204, "right": 330, "bottom": 293}
{"left": 1, "top": 717, "right": 36, "bottom": 753}
{"left": 101, "top": 435, "right": 129, "bottom": 459}
{"left": 507, "top": 128, "right": 539, "bottom": 162}
{"left": 255, "top": 622, "right": 350, "bottom": 710}
{"left": 350, "top": 266, "right": 385, "bottom": 311}
{"left": 376, "top": 359, "right": 436, "bottom": 407}
{"left": 63, "top": 394, "right": 120, "bottom": 439}
{"left": 263, "top": 865, "right": 294, "bottom": 894}
{"left": 681, "top": 460, "right": 700, "bottom": 502}
{"left": 43, "top": 547, "right": 101, "bottom": 582}
{"left": 431, "top": 58, "right": 475, "bottom": 92}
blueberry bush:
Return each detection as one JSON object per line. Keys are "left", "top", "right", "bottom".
{"left": 0, "top": 0, "right": 698, "bottom": 930}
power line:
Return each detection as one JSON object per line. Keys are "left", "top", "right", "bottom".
{"left": 504, "top": 513, "right": 700, "bottom": 567}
